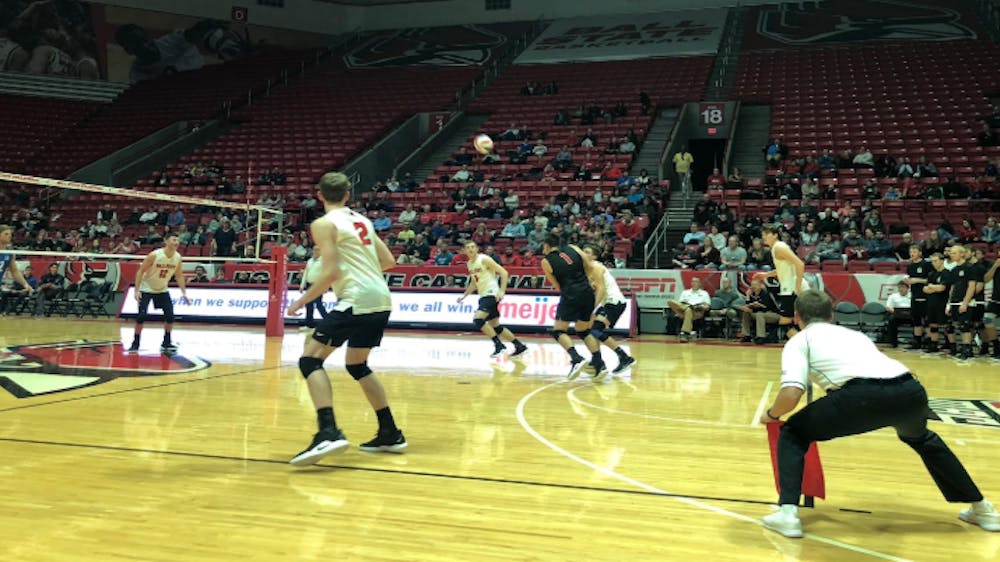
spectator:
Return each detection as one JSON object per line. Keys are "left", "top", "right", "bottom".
{"left": 398, "top": 204, "right": 418, "bottom": 225}
{"left": 521, "top": 248, "right": 541, "bottom": 267}
{"left": 578, "top": 129, "right": 597, "bottom": 148}
{"left": 498, "top": 123, "right": 521, "bottom": 141}
{"left": 709, "top": 275, "right": 741, "bottom": 326}
{"left": 800, "top": 178, "right": 820, "bottom": 199}
{"left": 809, "top": 233, "right": 841, "bottom": 263}
{"left": 896, "top": 157, "right": 915, "bottom": 178}
{"left": 166, "top": 206, "right": 185, "bottom": 227}
{"left": 471, "top": 223, "right": 492, "bottom": 246}
{"left": 111, "top": 236, "right": 139, "bottom": 254}
{"left": 894, "top": 232, "right": 915, "bottom": 261}
{"left": 451, "top": 165, "right": 472, "bottom": 183}
{"left": 706, "top": 167, "right": 726, "bottom": 190}
{"left": 885, "top": 281, "right": 912, "bottom": 348}
{"left": 697, "top": 237, "right": 721, "bottom": 270}
{"left": 499, "top": 246, "right": 522, "bottom": 267}
{"left": 799, "top": 222, "right": 820, "bottom": 246}
{"left": 553, "top": 109, "right": 570, "bottom": 126}
{"left": 683, "top": 223, "right": 706, "bottom": 245}
{"left": 720, "top": 235, "right": 748, "bottom": 271}
{"left": 97, "top": 204, "right": 117, "bottom": 222}
{"left": 852, "top": 145, "right": 874, "bottom": 168}
{"left": 672, "top": 147, "right": 694, "bottom": 194}
{"left": 817, "top": 149, "right": 836, "bottom": 170}
{"left": 978, "top": 124, "right": 999, "bottom": 147}
{"left": 33, "top": 263, "right": 64, "bottom": 317}
{"left": 190, "top": 265, "right": 211, "bottom": 283}
{"left": 916, "top": 156, "right": 938, "bottom": 178}
{"left": 619, "top": 136, "right": 636, "bottom": 154}
{"left": 526, "top": 223, "right": 547, "bottom": 252}
{"left": 727, "top": 167, "right": 745, "bottom": 188}
{"left": 867, "top": 230, "right": 897, "bottom": 264}
{"left": 500, "top": 220, "right": 526, "bottom": 238}
{"left": 982, "top": 217, "right": 1000, "bottom": 244}
{"left": 212, "top": 220, "right": 237, "bottom": 257}
{"left": 764, "top": 139, "right": 784, "bottom": 167}
{"left": 738, "top": 278, "right": 781, "bottom": 344}
{"left": 667, "top": 277, "right": 711, "bottom": 340}
{"left": 138, "top": 208, "right": 159, "bottom": 224}
{"left": 922, "top": 229, "right": 946, "bottom": 254}
{"left": 372, "top": 211, "right": 392, "bottom": 233}
{"left": 956, "top": 219, "right": 978, "bottom": 243}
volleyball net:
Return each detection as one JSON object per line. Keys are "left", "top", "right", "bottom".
{"left": 0, "top": 171, "right": 292, "bottom": 336}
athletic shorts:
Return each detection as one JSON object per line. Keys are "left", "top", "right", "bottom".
{"left": 477, "top": 295, "right": 501, "bottom": 321}
{"left": 556, "top": 287, "right": 596, "bottom": 323}
{"left": 313, "top": 308, "right": 391, "bottom": 348}
{"left": 972, "top": 303, "right": 985, "bottom": 324}
{"left": 910, "top": 300, "right": 927, "bottom": 326}
{"left": 596, "top": 301, "right": 627, "bottom": 328}
{"left": 137, "top": 291, "right": 173, "bottom": 321}
{"left": 926, "top": 299, "right": 948, "bottom": 324}
{"left": 777, "top": 294, "right": 796, "bottom": 318}
{"left": 948, "top": 305, "right": 975, "bottom": 327}
{"left": 988, "top": 301, "right": 1000, "bottom": 316}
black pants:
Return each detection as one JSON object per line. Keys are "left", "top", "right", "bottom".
{"left": 778, "top": 375, "right": 983, "bottom": 505}
{"left": 303, "top": 284, "right": 329, "bottom": 327}
{"left": 886, "top": 315, "right": 911, "bottom": 345}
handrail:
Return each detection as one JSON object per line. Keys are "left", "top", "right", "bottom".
{"left": 722, "top": 101, "right": 742, "bottom": 174}
{"left": 642, "top": 213, "right": 671, "bottom": 269}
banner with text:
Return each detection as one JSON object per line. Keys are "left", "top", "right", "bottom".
{"left": 515, "top": 9, "right": 726, "bottom": 64}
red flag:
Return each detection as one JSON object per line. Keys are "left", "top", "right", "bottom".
{"left": 767, "top": 421, "right": 826, "bottom": 500}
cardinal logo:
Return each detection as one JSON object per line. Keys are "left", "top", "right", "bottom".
{"left": 0, "top": 340, "right": 209, "bottom": 398}
{"left": 344, "top": 25, "right": 508, "bottom": 67}
{"left": 756, "top": 0, "right": 976, "bottom": 46}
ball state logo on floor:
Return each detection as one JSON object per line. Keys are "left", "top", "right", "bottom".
{"left": 0, "top": 340, "right": 210, "bottom": 398}
{"left": 928, "top": 398, "right": 1000, "bottom": 429}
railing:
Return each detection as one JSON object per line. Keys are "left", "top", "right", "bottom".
{"left": 722, "top": 101, "right": 742, "bottom": 174}
{"left": 642, "top": 213, "right": 672, "bottom": 269}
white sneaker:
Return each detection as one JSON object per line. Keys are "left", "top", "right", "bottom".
{"left": 763, "top": 505, "right": 803, "bottom": 538}
{"left": 960, "top": 499, "right": 1000, "bottom": 531}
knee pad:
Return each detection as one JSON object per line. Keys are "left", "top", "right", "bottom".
{"left": 958, "top": 321, "right": 972, "bottom": 333}
{"left": 135, "top": 317, "right": 145, "bottom": 325}
{"left": 298, "top": 356, "right": 325, "bottom": 379}
{"left": 163, "top": 311, "right": 175, "bottom": 324}
{"left": 493, "top": 324, "right": 506, "bottom": 334}
{"left": 927, "top": 326, "right": 937, "bottom": 334}
{"left": 473, "top": 317, "right": 487, "bottom": 330}
{"left": 590, "top": 320, "right": 609, "bottom": 342}
{"left": 345, "top": 362, "right": 372, "bottom": 381}
{"left": 550, "top": 329, "right": 567, "bottom": 342}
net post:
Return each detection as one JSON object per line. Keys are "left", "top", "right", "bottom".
{"left": 265, "top": 246, "right": 288, "bottom": 337}
{"left": 804, "top": 382, "right": 815, "bottom": 508}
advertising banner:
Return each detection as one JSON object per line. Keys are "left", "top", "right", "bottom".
{"left": 516, "top": 9, "right": 726, "bottom": 64}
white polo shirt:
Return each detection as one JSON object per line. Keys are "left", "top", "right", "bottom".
{"left": 780, "top": 322, "right": 909, "bottom": 392}
{"left": 886, "top": 292, "right": 911, "bottom": 310}
{"left": 678, "top": 288, "right": 711, "bottom": 307}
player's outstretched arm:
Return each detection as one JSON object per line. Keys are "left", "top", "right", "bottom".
{"left": 134, "top": 251, "right": 156, "bottom": 302}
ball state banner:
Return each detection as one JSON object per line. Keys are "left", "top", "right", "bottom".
{"left": 515, "top": 9, "right": 726, "bottom": 64}
{"left": 767, "top": 422, "right": 826, "bottom": 500}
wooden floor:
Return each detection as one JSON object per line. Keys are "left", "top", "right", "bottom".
{"left": 1, "top": 319, "right": 999, "bottom": 561}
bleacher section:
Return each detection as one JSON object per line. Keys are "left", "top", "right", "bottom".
{"left": 385, "top": 57, "right": 714, "bottom": 261}
{"left": 0, "top": 95, "right": 99, "bottom": 173}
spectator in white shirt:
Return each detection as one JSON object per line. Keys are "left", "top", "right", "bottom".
{"left": 500, "top": 220, "right": 526, "bottom": 238}
{"left": 398, "top": 204, "right": 418, "bottom": 225}
{"left": 667, "top": 277, "right": 712, "bottom": 340}
{"left": 759, "top": 290, "right": 998, "bottom": 539}
{"left": 138, "top": 209, "right": 159, "bottom": 224}
{"left": 451, "top": 165, "right": 472, "bottom": 182}
{"left": 619, "top": 137, "right": 636, "bottom": 154}
{"left": 852, "top": 146, "right": 874, "bottom": 168}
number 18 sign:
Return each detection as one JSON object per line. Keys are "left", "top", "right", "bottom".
{"left": 699, "top": 103, "right": 726, "bottom": 129}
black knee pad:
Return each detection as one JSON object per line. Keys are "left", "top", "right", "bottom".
{"left": 135, "top": 317, "right": 146, "bottom": 325}
{"left": 298, "top": 356, "right": 325, "bottom": 379}
{"left": 590, "top": 320, "right": 609, "bottom": 342}
{"left": 550, "top": 329, "right": 567, "bottom": 342}
{"left": 927, "top": 326, "right": 937, "bottom": 334}
{"left": 957, "top": 321, "right": 972, "bottom": 333}
{"left": 493, "top": 324, "right": 506, "bottom": 334}
{"left": 346, "top": 363, "right": 372, "bottom": 381}
{"left": 473, "top": 317, "right": 486, "bottom": 330}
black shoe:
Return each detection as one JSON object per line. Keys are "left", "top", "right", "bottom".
{"left": 612, "top": 355, "right": 636, "bottom": 374}
{"left": 980, "top": 344, "right": 992, "bottom": 357}
{"left": 490, "top": 346, "right": 506, "bottom": 359}
{"left": 359, "top": 429, "right": 407, "bottom": 453}
{"left": 906, "top": 341, "right": 923, "bottom": 351}
{"left": 510, "top": 343, "right": 529, "bottom": 358}
{"left": 740, "top": 336, "right": 752, "bottom": 343}
{"left": 160, "top": 343, "right": 177, "bottom": 355}
{"left": 754, "top": 337, "right": 766, "bottom": 345}
{"left": 591, "top": 360, "right": 610, "bottom": 381}
{"left": 956, "top": 351, "right": 973, "bottom": 362}
{"left": 126, "top": 340, "right": 139, "bottom": 353}
{"left": 567, "top": 357, "right": 586, "bottom": 380}
{"left": 289, "top": 428, "right": 349, "bottom": 466}
{"left": 924, "top": 343, "right": 939, "bottom": 353}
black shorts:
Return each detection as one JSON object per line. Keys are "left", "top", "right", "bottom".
{"left": 926, "top": 299, "right": 948, "bottom": 324}
{"left": 556, "top": 288, "right": 596, "bottom": 323}
{"left": 972, "top": 304, "right": 985, "bottom": 324}
{"left": 988, "top": 301, "right": 1000, "bottom": 316}
{"left": 777, "top": 294, "right": 796, "bottom": 318}
{"left": 596, "top": 301, "right": 627, "bottom": 328}
{"left": 910, "top": 300, "right": 927, "bottom": 325}
{"left": 477, "top": 295, "right": 500, "bottom": 321}
{"left": 137, "top": 291, "right": 173, "bottom": 322}
{"left": 312, "top": 308, "right": 390, "bottom": 348}
{"left": 948, "top": 305, "right": 975, "bottom": 326}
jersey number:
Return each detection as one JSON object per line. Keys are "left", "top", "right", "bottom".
{"left": 158, "top": 268, "right": 171, "bottom": 279}
{"left": 558, "top": 252, "right": 574, "bottom": 265}
{"left": 353, "top": 222, "right": 372, "bottom": 246}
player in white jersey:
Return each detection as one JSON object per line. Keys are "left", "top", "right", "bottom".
{"left": 757, "top": 224, "right": 808, "bottom": 338}
{"left": 582, "top": 244, "right": 635, "bottom": 374}
{"left": 128, "top": 234, "right": 188, "bottom": 354}
{"left": 457, "top": 241, "right": 528, "bottom": 359}
{"left": 286, "top": 172, "right": 406, "bottom": 466}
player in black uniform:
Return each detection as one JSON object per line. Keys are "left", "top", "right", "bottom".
{"left": 968, "top": 248, "right": 990, "bottom": 357}
{"left": 947, "top": 246, "right": 982, "bottom": 361}
{"left": 984, "top": 251, "right": 1000, "bottom": 361}
{"left": 540, "top": 234, "right": 608, "bottom": 380}
{"left": 923, "top": 252, "right": 952, "bottom": 354}
{"left": 904, "top": 246, "right": 929, "bottom": 351}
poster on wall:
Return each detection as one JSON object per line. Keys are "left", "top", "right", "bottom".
{"left": 0, "top": 0, "right": 100, "bottom": 79}
{"left": 515, "top": 9, "right": 726, "bottom": 64}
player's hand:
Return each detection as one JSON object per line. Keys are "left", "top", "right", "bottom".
{"left": 180, "top": 294, "right": 190, "bottom": 305}
{"left": 959, "top": 303, "right": 968, "bottom": 314}
{"left": 24, "top": 286, "right": 34, "bottom": 294}
{"left": 759, "top": 412, "right": 780, "bottom": 425}
{"left": 135, "top": 290, "right": 142, "bottom": 303}
{"left": 287, "top": 300, "right": 304, "bottom": 316}
{"left": 497, "top": 292, "right": 505, "bottom": 302}
{"left": 456, "top": 296, "right": 464, "bottom": 303}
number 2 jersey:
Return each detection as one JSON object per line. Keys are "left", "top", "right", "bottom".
{"left": 324, "top": 207, "right": 392, "bottom": 314}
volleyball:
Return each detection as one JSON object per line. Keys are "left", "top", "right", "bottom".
{"left": 473, "top": 134, "right": 494, "bottom": 155}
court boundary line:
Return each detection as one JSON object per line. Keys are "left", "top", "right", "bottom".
{"left": 751, "top": 381, "right": 775, "bottom": 428}
{"left": 0, "top": 365, "right": 282, "bottom": 413}
{"left": 0, "top": 435, "right": 777, "bottom": 506}
{"left": 516, "top": 382, "right": 912, "bottom": 562}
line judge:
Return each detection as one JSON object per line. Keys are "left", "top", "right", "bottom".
{"left": 759, "top": 290, "right": 998, "bottom": 538}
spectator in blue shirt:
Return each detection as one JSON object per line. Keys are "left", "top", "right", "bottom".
{"left": 867, "top": 230, "right": 897, "bottom": 264}
{"left": 683, "top": 223, "right": 706, "bottom": 245}
{"left": 372, "top": 211, "right": 392, "bottom": 232}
